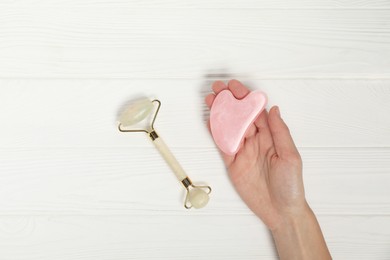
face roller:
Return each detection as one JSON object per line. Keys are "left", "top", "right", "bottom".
{"left": 118, "top": 99, "right": 211, "bottom": 209}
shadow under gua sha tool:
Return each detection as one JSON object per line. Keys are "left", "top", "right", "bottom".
{"left": 118, "top": 99, "right": 212, "bottom": 209}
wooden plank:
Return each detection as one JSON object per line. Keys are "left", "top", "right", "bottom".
{"left": 320, "top": 215, "right": 390, "bottom": 260}
{"left": 0, "top": 215, "right": 388, "bottom": 259}
{"left": 0, "top": 9, "right": 389, "bottom": 78}
{"left": 0, "top": 79, "right": 389, "bottom": 148}
{"left": 0, "top": 147, "right": 389, "bottom": 215}
{"left": 2, "top": 0, "right": 390, "bottom": 9}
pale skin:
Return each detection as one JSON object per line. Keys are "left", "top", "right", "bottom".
{"left": 205, "top": 79, "right": 332, "bottom": 260}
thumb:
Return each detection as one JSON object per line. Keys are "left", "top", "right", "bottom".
{"left": 268, "top": 106, "right": 299, "bottom": 159}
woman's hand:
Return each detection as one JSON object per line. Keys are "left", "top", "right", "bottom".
{"left": 205, "top": 79, "right": 331, "bottom": 259}
{"left": 205, "top": 79, "right": 307, "bottom": 230}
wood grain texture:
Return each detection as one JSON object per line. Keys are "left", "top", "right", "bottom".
{"left": 0, "top": 147, "right": 389, "bottom": 215}
{"left": 0, "top": 215, "right": 275, "bottom": 260}
{"left": 2, "top": 0, "right": 390, "bottom": 9}
{"left": 0, "top": 215, "right": 389, "bottom": 260}
{"left": 1, "top": 1, "right": 389, "bottom": 259}
{"left": 0, "top": 79, "right": 389, "bottom": 148}
{"left": 0, "top": 8, "right": 389, "bottom": 78}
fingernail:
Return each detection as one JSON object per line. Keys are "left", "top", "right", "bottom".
{"left": 275, "top": 106, "right": 280, "bottom": 117}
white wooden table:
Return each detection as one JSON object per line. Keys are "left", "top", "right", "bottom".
{"left": 0, "top": 1, "right": 389, "bottom": 259}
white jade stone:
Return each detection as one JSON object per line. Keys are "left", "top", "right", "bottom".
{"left": 189, "top": 188, "right": 209, "bottom": 209}
{"left": 119, "top": 99, "right": 154, "bottom": 126}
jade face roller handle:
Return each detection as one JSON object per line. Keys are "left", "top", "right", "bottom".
{"left": 118, "top": 99, "right": 211, "bottom": 209}
{"left": 151, "top": 133, "right": 210, "bottom": 209}
{"left": 152, "top": 136, "right": 187, "bottom": 181}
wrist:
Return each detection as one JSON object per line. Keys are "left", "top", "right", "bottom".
{"left": 271, "top": 204, "right": 331, "bottom": 260}
{"left": 271, "top": 203, "right": 314, "bottom": 234}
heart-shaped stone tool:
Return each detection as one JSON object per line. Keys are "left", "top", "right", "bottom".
{"left": 210, "top": 89, "right": 267, "bottom": 156}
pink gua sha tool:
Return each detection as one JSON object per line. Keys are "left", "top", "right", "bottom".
{"left": 210, "top": 89, "right": 268, "bottom": 156}
{"left": 118, "top": 98, "right": 211, "bottom": 209}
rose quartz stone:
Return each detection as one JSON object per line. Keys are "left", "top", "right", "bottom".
{"left": 210, "top": 89, "right": 267, "bottom": 155}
